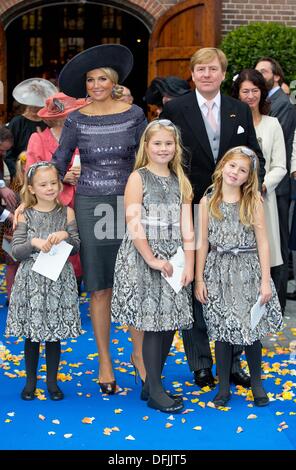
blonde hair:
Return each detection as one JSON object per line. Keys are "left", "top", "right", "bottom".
{"left": 13, "top": 151, "right": 27, "bottom": 190}
{"left": 20, "top": 163, "right": 62, "bottom": 208}
{"left": 190, "top": 47, "right": 228, "bottom": 72}
{"left": 207, "top": 147, "right": 259, "bottom": 226}
{"left": 134, "top": 120, "right": 193, "bottom": 202}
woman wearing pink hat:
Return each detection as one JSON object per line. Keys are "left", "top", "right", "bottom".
{"left": 26, "top": 92, "right": 88, "bottom": 290}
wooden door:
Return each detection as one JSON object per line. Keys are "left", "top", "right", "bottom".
{"left": 0, "top": 20, "right": 6, "bottom": 124}
{"left": 148, "top": 0, "right": 222, "bottom": 84}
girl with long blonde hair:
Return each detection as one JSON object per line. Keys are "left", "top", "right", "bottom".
{"left": 195, "top": 146, "right": 282, "bottom": 408}
{"left": 111, "top": 119, "right": 195, "bottom": 414}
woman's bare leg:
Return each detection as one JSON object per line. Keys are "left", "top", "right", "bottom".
{"left": 129, "top": 326, "right": 146, "bottom": 382}
{"left": 90, "top": 288, "right": 114, "bottom": 383}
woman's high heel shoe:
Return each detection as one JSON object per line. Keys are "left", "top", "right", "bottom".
{"left": 99, "top": 380, "right": 117, "bottom": 395}
{"left": 130, "top": 354, "right": 145, "bottom": 385}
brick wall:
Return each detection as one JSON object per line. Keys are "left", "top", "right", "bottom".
{"left": 222, "top": 0, "right": 296, "bottom": 35}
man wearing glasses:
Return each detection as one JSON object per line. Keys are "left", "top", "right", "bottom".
{"left": 161, "top": 47, "right": 265, "bottom": 390}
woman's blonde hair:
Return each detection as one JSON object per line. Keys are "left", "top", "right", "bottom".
{"left": 20, "top": 162, "right": 62, "bottom": 208}
{"left": 98, "top": 67, "right": 124, "bottom": 100}
{"left": 134, "top": 119, "right": 193, "bottom": 202}
{"left": 13, "top": 151, "right": 27, "bottom": 190}
{"left": 208, "top": 146, "right": 259, "bottom": 226}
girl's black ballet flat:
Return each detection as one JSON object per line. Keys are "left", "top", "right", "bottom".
{"left": 147, "top": 397, "right": 184, "bottom": 414}
{"left": 99, "top": 380, "right": 117, "bottom": 395}
{"left": 21, "top": 388, "right": 36, "bottom": 401}
{"left": 141, "top": 387, "right": 183, "bottom": 404}
{"left": 213, "top": 393, "right": 231, "bottom": 407}
{"left": 48, "top": 388, "right": 64, "bottom": 401}
{"left": 254, "top": 396, "right": 269, "bottom": 407}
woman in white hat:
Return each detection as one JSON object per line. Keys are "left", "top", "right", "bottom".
{"left": 5, "top": 78, "right": 58, "bottom": 178}
{"left": 52, "top": 44, "right": 147, "bottom": 395}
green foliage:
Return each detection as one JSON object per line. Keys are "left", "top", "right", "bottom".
{"left": 220, "top": 22, "right": 296, "bottom": 94}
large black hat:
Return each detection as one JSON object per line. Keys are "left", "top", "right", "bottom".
{"left": 58, "top": 44, "right": 134, "bottom": 98}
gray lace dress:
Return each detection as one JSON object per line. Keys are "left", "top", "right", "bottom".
{"left": 203, "top": 200, "right": 283, "bottom": 345}
{"left": 111, "top": 168, "right": 193, "bottom": 332}
{"left": 5, "top": 206, "right": 82, "bottom": 342}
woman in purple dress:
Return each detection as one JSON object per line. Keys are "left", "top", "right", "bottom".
{"left": 53, "top": 44, "right": 147, "bottom": 394}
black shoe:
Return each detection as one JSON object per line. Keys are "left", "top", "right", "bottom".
{"left": 140, "top": 387, "right": 183, "bottom": 404}
{"left": 147, "top": 397, "right": 184, "bottom": 414}
{"left": 21, "top": 388, "right": 36, "bottom": 401}
{"left": 254, "top": 395, "right": 269, "bottom": 407}
{"left": 286, "top": 290, "right": 296, "bottom": 301}
{"left": 194, "top": 368, "right": 215, "bottom": 388}
{"left": 213, "top": 392, "right": 231, "bottom": 407}
{"left": 48, "top": 387, "right": 64, "bottom": 401}
{"left": 99, "top": 380, "right": 117, "bottom": 395}
{"left": 230, "top": 370, "right": 251, "bottom": 388}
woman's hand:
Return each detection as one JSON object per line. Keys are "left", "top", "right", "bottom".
{"left": 260, "top": 280, "right": 272, "bottom": 304}
{"left": 181, "top": 265, "right": 194, "bottom": 287}
{"left": 47, "top": 231, "right": 69, "bottom": 245}
{"left": 13, "top": 203, "right": 25, "bottom": 230}
{"left": 194, "top": 280, "right": 208, "bottom": 304}
{"left": 31, "top": 237, "right": 53, "bottom": 253}
{"left": 63, "top": 167, "right": 80, "bottom": 185}
{"left": 148, "top": 258, "right": 173, "bottom": 277}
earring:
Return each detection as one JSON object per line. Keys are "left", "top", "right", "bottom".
{"left": 111, "top": 85, "right": 117, "bottom": 99}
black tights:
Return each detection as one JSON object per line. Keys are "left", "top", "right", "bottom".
{"left": 215, "top": 340, "right": 267, "bottom": 399}
{"left": 142, "top": 330, "right": 176, "bottom": 407}
{"left": 23, "top": 339, "right": 61, "bottom": 393}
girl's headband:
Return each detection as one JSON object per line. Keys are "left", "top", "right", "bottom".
{"left": 27, "top": 162, "right": 57, "bottom": 182}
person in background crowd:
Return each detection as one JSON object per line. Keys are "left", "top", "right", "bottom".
{"left": 145, "top": 76, "right": 191, "bottom": 117}
{"left": 255, "top": 57, "right": 296, "bottom": 313}
{"left": 0, "top": 126, "right": 16, "bottom": 222}
{"left": 5, "top": 78, "right": 57, "bottom": 178}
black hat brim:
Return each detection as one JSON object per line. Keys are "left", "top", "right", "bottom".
{"left": 58, "top": 44, "right": 133, "bottom": 98}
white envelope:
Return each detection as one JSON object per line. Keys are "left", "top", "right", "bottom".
{"left": 32, "top": 240, "right": 73, "bottom": 282}
{"left": 161, "top": 246, "right": 185, "bottom": 294}
{"left": 237, "top": 125, "right": 245, "bottom": 134}
{"left": 250, "top": 295, "right": 266, "bottom": 330}
{"left": 71, "top": 154, "right": 81, "bottom": 167}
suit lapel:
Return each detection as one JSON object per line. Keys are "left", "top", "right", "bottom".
{"left": 182, "top": 92, "right": 214, "bottom": 161}
{"left": 218, "top": 96, "right": 238, "bottom": 159}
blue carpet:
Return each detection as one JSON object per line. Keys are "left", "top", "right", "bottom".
{"left": 0, "top": 264, "right": 296, "bottom": 452}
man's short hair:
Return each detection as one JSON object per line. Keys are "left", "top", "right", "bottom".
{"left": 0, "top": 126, "right": 13, "bottom": 144}
{"left": 255, "top": 57, "right": 285, "bottom": 85}
{"left": 190, "top": 47, "right": 228, "bottom": 72}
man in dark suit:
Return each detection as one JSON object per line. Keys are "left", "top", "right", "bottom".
{"left": 255, "top": 57, "right": 296, "bottom": 313}
{"left": 161, "top": 47, "right": 265, "bottom": 389}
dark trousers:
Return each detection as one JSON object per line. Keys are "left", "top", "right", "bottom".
{"left": 275, "top": 193, "right": 290, "bottom": 312}
{"left": 182, "top": 297, "right": 243, "bottom": 374}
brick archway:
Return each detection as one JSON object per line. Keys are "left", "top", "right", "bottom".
{"left": 0, "top": 0, "right": 166, "bottom": 30}
{"left": 0, "top": 0, "right": 166, "bottom": 122}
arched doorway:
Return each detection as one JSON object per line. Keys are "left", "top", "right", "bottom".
{"left": 5, "top": 3, "right": 150, "bottom": 117}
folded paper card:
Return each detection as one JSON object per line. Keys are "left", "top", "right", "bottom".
{"left": 32, "top": 240, "right": 73, "bottom": 281}
{"left": 161, "top": 246, "right": 185, "bottom": 294}
{"left": 250, "top": 295, "right": 266, "bottom": 330}
{"left": 71, "top": 154, "right": 81, "bottom": 167}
